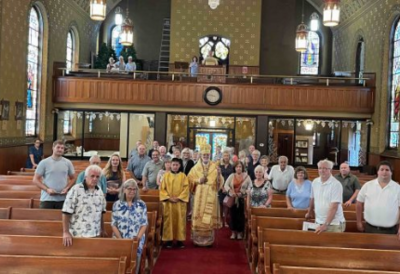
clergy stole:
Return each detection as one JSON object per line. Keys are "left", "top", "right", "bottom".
{"left": 160, "top": 172, "right": 190, "bottom": 241}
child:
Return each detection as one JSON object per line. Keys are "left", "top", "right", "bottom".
{"left": 160, "top": 158, "right": 190, "bottom": 248}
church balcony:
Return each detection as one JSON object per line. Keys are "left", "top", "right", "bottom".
{"left": 53, "top": 69, "right": 375, "bottom": 116}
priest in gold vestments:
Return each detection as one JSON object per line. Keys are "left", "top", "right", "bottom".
{"left": 188, "top": 144, "right": 223, "bottom": 246}
{"left": 160, "top": 158, "right": 190, "bottom": 248}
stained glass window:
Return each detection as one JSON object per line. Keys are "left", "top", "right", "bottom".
{"left": 26, "top": 7, "right": 42, "bottom": 137}
{"left": 300, "top": 31, "right": 320, "bottom": 75}
{"left": 66, "top": 31, "right": 74, "bottom": 72}
{"left": 111, "top": 25, "right": 123, "bottom": 57}
{"left": 199, "top": 36, "right": 230, "bottom": 64}
{"left": 389, "top": 19, "right": 400, "bottom": 149}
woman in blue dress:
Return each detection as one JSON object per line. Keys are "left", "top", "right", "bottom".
{"left": 25, "top": 139, "right": 44, "bottom": 169}
{"left": 189, "top": 56, "right": 199, "bottom": 77}
{"left": 286, "top": 166, "right": 312, "bottom": 209}
{"left": 112, "top": 179, "right": 148, "bottom": 274}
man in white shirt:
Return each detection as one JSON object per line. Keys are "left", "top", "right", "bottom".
{"left": 356, "top": 161, "right": 400, "bottom": 236}
{"left": 306, "top": 159, "right": 346, "bottom": 234}
{"left": 268, "top": 156, "right": 294, "bottom": 194}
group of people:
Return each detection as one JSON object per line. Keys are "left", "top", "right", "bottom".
{"left": 107, "top": 55, "right": 137, "bottom": 72}
{"left": 189, "top": 51, "right": 220, "bottom": 77}
{"left": 31, "top": 139, "right": 400, "bottom": 272}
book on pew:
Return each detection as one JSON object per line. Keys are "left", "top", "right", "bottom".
{"left": 302, "top": 221, "right": 319, "bottom": 231}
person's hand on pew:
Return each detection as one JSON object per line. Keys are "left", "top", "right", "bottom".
{"left": 357, "top": 221, "right": 364, "bottom": 232}
{"left": 63, "top": 231, "right": 73, "bottom": 247}
{"left": 315, "top": 224, "right": 327, "bottom": 234}
{"left": 343, "top": 200, "right": 353, "bottom": 208}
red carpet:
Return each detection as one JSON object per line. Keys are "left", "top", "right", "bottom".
{"left": 153, "top": 224, "right": 250, "bottom": 274}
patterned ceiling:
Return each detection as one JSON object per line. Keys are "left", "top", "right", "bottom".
{"left": 73, "top": 0, "right": 373, "bottom": 25}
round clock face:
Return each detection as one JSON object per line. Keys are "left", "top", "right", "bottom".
{"left": 204, "top": 87, "right": 222, "bottom": 105}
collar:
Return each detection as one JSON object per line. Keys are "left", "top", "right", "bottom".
{"left": 83, "top": 180, "right": 99, "bottom": 191}
{"left": 171, "top": 170, "right": 180, "bottom": 174}
{"left": 320, "top": 175, "right": 334, "bottom": 185}
{"left": 373, "top": 179, "right": 394, "bottom": 188}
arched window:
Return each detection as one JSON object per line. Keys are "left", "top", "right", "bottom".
{"left": 355, "top": 37, "right": 365, "bottom": 84}
{"left": 111, "top": 25, "right": 123, "bottom": 57}
{"left": 66, "top": 31, "right": 74, "bottom": 71}
{"left": 199, "top": 35, "right": 230, "bottom": 66}
{"left": 388, "top": 19, "right": 400, "bottom": 149}
{"left": 26, "top": 7, "right": 43, "bottom": 137}
{"left": 300, "top": 31, "right": 320, "bottom": 75}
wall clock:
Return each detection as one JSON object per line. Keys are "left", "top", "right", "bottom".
{"left": 203, "top": 86, "right": 222, "bottom": 106}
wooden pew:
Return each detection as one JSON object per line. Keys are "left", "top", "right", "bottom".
{"left": 264, "top": 243, "right": 400, "bottom": 274}
{"left": 0, "top": 180, "right": 34, "bottom": 185}
{"left": 273, "top": 264, "right": 399, "bottom": 274}
{"left": 9, "top": 208, "right": 112, "bottom": 222}
{"left": 251, "top": 216, "right": 358, "bottom": 274}
{"left": 0, "top": 254, "right": 127, "bottom": 274}
{"left": 0, "top": 198, "right": 32, "bottom": 208}
{"left": 0, "top": 207, "right": 10, "bottom": 219}
{"left": 0, "top": 175, "right": 33, "bottom": 181}
{"left": 0, "top": 191, "right": 40, "bottom": 199}
{"left": 0, "top": 235, "right": 137, "bottom": 273}
{"left": 0, "top": 184, "right": 39, "bottom": 191}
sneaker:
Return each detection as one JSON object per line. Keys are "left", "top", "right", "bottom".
{"left": 165, "top": 241, "right": 173, "bottom": 248}
{"left": 176, "top": 241, "right": 185, "bottom": 249}
{"left": 237, "top": 233, "right": 243, "bottom": 240}
{"left": 230, "top": 233, "right": 236, "bottom": 240}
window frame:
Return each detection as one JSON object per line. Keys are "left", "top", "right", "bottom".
{"left": 66, "top": 30, "right": 75, "bottom": 72}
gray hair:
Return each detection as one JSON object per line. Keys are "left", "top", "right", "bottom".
{"left": 278, "top": 156, "right": 288, "bottom": 162}
{"left": 252, "top": 150, "right": 261, "bottom": 157}
{"left": 318, "top": 159, "right": 334, "bottom": 169}
{"left": 84, "top": 164, "right": 103, "bottom": 177}
{"left": 119, "top": 179, "right": 140, "bottom": 202}
{"left": 254, "top": 165, "right": 265, "bottom": 174}
{"left": 89, "top": 155, "right": 101, "bottom": 164}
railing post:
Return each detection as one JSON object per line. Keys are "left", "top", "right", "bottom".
{"left": 363, "top": 80, "right": 366, "bottom": 87}
{"left": 133, "top": 72, "right": 136, "bottom": 80}
{"left": 251, "top": 76, "right": 253, "bottom": 84}
{"left": 98, "top": 71, "right": 101, "bottom": 78}
{"left": 290, "top": 78, "right": 293, "bottom": 85}
{"left": 172, "top": 74, "right": 175, "bottom": 81}
{"left": 326, "top": 79, "right": 329, "bottom": 86}
{"left": 62, "top": 69, "right": 65, "bottom": 76}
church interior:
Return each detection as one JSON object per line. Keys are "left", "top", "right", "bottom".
{"left": 1, "top": 0, "right": 400, "bottom": 273}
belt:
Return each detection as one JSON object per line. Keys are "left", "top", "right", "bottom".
{"left": 366, "top": 223, "right": 398, "bottom": 231}
{"left": 272, "top": 187, "right": 287, "bottom": 192}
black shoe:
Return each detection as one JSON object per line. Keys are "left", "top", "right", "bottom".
{"left": 165, "top": 241, "right": 173, "bottom": 248}
{"left": 176, "top": 241, "right": 185, "bottom": 249}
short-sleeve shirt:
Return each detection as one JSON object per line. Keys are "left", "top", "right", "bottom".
{"left": 268, "top": 165, "right": 295, "bottom": 191}
{"left": 142, "top": 160, "right": 163, "bottom": 189}
{"left": 357, "top": 179, "right": 400, "bottom": 227}
{"left": 127, "top": 154, "right": 151, "bottom": 179}
{"left": 286, "top": 180, "right": 312, "bottom": 209}
{"left": 112, "top": 200, "right": 148, "bottom": 257}
{"left": 311, "top": 175, "right": 345, "bottom": 225}
{"left": 126, "top": 62, "right": 136, "bottom": 72}
{"left": 334, "top": 173, "right": 361, "bottom": 202}
{"left": 35, "top": 156, "right": 75, "bottom": 202}
{"left": 62, "top": 182, "right": 106, "bottom": 237}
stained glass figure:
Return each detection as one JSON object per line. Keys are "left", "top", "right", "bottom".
{"left": 300, "top": 31, "right": 320, "bottom": 75}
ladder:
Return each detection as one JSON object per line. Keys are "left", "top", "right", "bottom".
{"left": 158, "top": 18, "right": 170, "bottom": 72}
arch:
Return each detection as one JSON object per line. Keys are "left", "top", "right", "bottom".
{"left": 299, "top": 31, "right": 321, "bottom": 75}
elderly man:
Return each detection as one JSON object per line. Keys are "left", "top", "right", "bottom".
{"left": 148, "top": 140, "right": 160, "bottom": 157}
{"left": 356, "top": 161, "right": 400, "bottom": 237}
{"left": 33, "top": 140, "right": 75, "bottom": 209}
{"left": 142, "top": 150, "right": 163, "bottom": 191}
{"left": 129, "top": 140, "right": 142, "bottom": 159}
{"left": 128, "top": 144, "right": 151, "bottom": 186}
{"left": 75, "top": 155, "right": 107, "bottom": 194}
{"left": 62, "top": 165, "right": 107, "bottom": 246}
{"left": 268, "top": 156, "right": 294, "bottom": 194}
{"left": 334, "top": 162, "right": 361, "bottom": 208}
{"left": 188, "top": 144, "right": 223, "bottom": 247}
{"left": 159, "top": 146, "right": 168, "bottom": 161}
{"left": 306, "top": 159, "right": 346, "bottom": 234}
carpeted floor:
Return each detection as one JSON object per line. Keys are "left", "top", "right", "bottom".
{"left": 152, "top": 224, "right": 251, "bottom": 274}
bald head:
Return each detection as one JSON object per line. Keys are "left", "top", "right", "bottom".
{"left": 339, "top": 162, "right": 350, "bottom": 177}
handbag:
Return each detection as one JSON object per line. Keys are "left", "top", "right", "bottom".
{"left": 223, "top": 195, "right": 235, "bottom": 208}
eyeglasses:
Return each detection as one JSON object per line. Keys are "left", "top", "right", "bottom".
{"left": 125, "top": 188, "right": 137, "bottom": 192}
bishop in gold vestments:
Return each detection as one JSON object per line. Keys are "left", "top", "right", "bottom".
{"left": 187, "top": 144, "right": 223, "bottom": 246}
{"left": 160, "top": 159, "right": 190, "bottom": 244}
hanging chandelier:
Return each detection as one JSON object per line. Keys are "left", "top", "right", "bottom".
{"left": 120, "top": 5, "right": 134, "bottom": 46}
{"left": 323, "top": 0, "right": 340, "bottom": 27}
{"left": 90, "top": 0, "right": 106, "bottom": 21}
{"left": 295, "top": 0, "right": 309, "bottom": 52}
{"left": 115, "top": 7, "right": 123, "bottom": 25}
{"left": 310, "top": 12, "right": 319, "bottom": 31}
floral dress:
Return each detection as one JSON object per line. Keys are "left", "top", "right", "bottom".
{"left": 112, "top": 199, "right": 148, "bottom": 259}
{"left": 249, "top": 180, "right": 272, "bottom": 207}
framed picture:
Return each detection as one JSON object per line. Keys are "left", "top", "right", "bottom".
{"left": 0, "top": 100, "right": 10, "bottom": 121}
{"left": 15, "top": 101, "right": 23, "bottom": 120}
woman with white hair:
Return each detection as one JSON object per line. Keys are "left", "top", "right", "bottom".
{"left": 248, "top": 165, "right": 273, "bottom": 208}
{"left": 112, "top": 179, "right": 148, "bottom": 273}
{"left": 181, "top": 148, "right": 194, "bottom": 175}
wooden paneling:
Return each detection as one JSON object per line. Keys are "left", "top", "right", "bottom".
{"left": 54, "top": 77, "right": 374, "bottom": 114}
{"left": 229, "top": 65, "right": 260, "bottom": 75}
{"left": 0, "top": 146, "right": 28, "bottom": 175}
